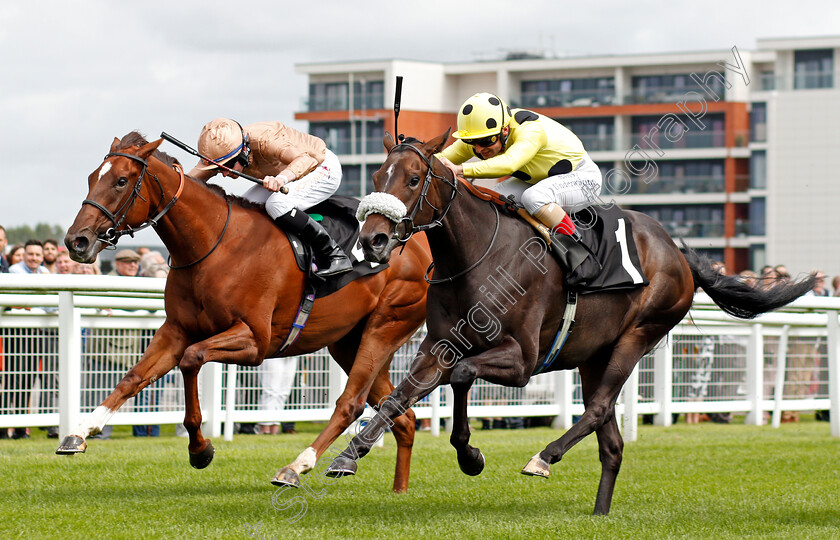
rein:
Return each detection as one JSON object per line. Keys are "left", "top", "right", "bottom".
{"left": 424, "top": 202, "right": 500, "bottom": 285}
{"left": 167, "top": 197, "right": 231, "bottom": 270}
{"left": 390, "top": 142, "right": 459, "bottom": 242}
{"left": 82, "top": 152, "right": 185, "bottom": 247}
{"left": 387, "top": 141, "right": 500, "bottom": 285}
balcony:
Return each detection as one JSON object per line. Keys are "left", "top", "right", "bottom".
{"left": 758, "top": 71, "right": 837, "bottom": 91}
{"left": 320, "top": 135, "right": 384, "bottom": 156}
{"left": 624, "top": 175, "right": 725, "bottom": 195}
{"left": 626, "top": 84, "right": 726, "bottom": 104}
{"left": 659, "top": 220, "right": 724, "bottom": 238}
{"left": 518, "top": 88, "right": 615, "bottom": 109}
{"left": 578, "top": 134, "right": 615, "bottom": 152}
{"left": 631, "top": 130, "right": 727, "bottom": 150}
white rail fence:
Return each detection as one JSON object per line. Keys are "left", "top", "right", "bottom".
{"left": 1, "top": 275, "right": 838, "bottom": 443}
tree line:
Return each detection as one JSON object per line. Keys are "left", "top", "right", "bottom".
{"left": 4, "top": 223, "right": 66, "bottom": 245}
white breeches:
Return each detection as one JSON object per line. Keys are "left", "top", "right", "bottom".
{"left": 493, "top": 154, "right": 603, "bottom": 215}
{"left": 242, "top": 149, "right": 342, "bottom": 219}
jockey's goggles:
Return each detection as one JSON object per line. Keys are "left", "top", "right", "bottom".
{"left": 463, "top": 134, "right": 499, "bottom": 148}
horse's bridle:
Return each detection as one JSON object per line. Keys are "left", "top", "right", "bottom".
{"left": 388, "top": 141, "right": 500, "bottom": 285}
{"left": 389, "top": 142, "right": 459, "bottom": 243}
{"left": 82, "top": 151, "right": 184, "bottom": 247}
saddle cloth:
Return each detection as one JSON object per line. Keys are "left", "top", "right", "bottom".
{"left": 459, "top": 180, "right": 647, "bottom": 294}
{"left": 564, "top": 204, "right": 649, "bottom": 294}
{"left": 284, "top": 196, "right": 388, "bottom": 299}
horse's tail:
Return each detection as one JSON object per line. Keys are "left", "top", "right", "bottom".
{"left": 681, "top": 241, "right": 816, "bottom": 320}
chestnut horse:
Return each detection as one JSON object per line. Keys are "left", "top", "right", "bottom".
{"left": 324, "top": 130, "right": 817, "bottom": 514}
{"left": 58, "top": 132, "right": 431, "bottom": 492}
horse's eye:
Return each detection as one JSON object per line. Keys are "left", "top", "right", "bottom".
{"left": 117, "top": 177, "right": 128, "bottom": 187}
{"left": 408, "top": 175, "right": 420, "bottom": 188}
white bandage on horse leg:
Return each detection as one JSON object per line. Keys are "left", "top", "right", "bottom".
{"left": 290, "top": 446, "right": 318, "bottom": 475}
{"left": 356, "top": 192, "right": 408, "bottom": 223}
{"left": 72, "top": 406, "right": 116, "bottom": 438}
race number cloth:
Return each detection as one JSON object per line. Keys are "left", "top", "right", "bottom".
{"left": 285, "top": 195, "right": 389, "bottom": 299}
{"left": 564, "top": 205, "right": 648, "bottom": 294}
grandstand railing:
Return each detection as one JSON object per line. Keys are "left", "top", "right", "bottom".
{"left": 1, "top": 274, "right": 837, "bottom": 443}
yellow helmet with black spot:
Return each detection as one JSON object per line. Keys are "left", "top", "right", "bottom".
{"left": 453, "top": 93, "right": 512, "bottom": 140}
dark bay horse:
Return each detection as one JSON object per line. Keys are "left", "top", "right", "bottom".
{"left": 324, "top": 130, "right": 816, "bottom": 514}
{"left": 59, "top": 132, "right": 432, "bottom": 492}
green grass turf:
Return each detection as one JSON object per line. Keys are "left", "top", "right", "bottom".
{"left": 0, "top": 418, "right": 838, "bottom": 539}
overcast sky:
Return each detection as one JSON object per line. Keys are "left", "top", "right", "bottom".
{"left": 1, "top": 0, "right": 838, "bottom": 246}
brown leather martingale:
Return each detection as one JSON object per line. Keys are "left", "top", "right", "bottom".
{"left": 458, "top": 178, "right": 551, "bottom": 245}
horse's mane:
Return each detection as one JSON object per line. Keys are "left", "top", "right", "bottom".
{"left": 118, "top": 131, "right": 180, "bottom": 168}
{"left": 118, "top": 131, "right": 267, "bottom": 213}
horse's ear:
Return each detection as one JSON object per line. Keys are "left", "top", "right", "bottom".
{"left": 425, "top": 128, "right": 451, "bottom": 155}
{"left": 137, "top": 138, "right": 164, "bottom": 160}
{"left": 383, "top": 132, "right": 396, "bottom": 152}
{"left": 110, "top": 137, "right": 121, "bottom": 152}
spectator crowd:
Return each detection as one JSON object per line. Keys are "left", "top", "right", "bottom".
{"left": 0, "top": 223, "right": 833, "bottom": 439}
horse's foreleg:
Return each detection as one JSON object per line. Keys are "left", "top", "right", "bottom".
{"left": 367, "top": 370, "right": 416, "bottom": 492}
{"left": 179, "top": 322, "right": 260, "bottom": 469}
{"left": 325, "top": 346, "right": 447, "bottom": 480}
{"left": 56, "top": 323, "right": 186, "bottom": 455}
{"left": 450, "top": 337, "right": 526, "bottom": 477}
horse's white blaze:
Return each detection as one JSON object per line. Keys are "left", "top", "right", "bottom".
{"left": 290, "top": 446, "right": 317, "bottom": 474}
{"left": 71, "top": 406, "right": 115, "bottom": 438}
{"left": 98, "top": 162, "right": 112, "bottom": 180}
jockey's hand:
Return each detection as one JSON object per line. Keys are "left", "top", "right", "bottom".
{"left": 264, "top": 174, "right": 289, "bottom": 192}
{"left": 437, "top": 155, "right": 464, "bottom": 179}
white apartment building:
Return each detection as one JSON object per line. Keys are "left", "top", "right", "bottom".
{"left": 295, "top": 36, "right": 840, "bottom": 275}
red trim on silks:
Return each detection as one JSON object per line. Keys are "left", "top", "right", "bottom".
{"left": 552, "top": 214, "right": 577, "bottom": 236}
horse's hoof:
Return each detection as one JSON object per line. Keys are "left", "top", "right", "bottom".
{"left": 458, "top": 449, "right": 485, "bottom": 476}
{"left": 56, "top": 435, "right": 87, "bottom": 455}
{"left": 325, "top": 456, "right": 357, "bottom": 478}
{"left": 189, "top": 441, "right": 215, "bottom": 469}
{"left": 521, "top": 453, "right": 551, "bottom": 478}
{"left": 271, "top": 467, "right": 301, "bottom": 488}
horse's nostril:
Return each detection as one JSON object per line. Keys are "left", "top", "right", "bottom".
{"left": 371, "top": 233, "right": 388, "bottom": 251}
{"left": 71, "top": 237, "right": 89, "bottom": 253}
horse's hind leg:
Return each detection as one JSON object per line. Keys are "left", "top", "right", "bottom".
{"left": 593, "top": 414, "right": 623, "bottom": 515}
{"left": 522, "top": 338, "right": 646, "bottom": 515}
{"left": 179, "top": 322, "right": 261, "bottom": 469}
{"left": 271, "top": 324, "right": 391, "bottom": 487}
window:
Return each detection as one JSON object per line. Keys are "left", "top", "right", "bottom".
{"left": 794, "top": 49, "right": 834, "bottom": 89}
{"left": 750, "top": 151, "right": 766, "bottom": 189}
{"left": 338, "top": 163, "right": 382, "bottom": 197}
{"left": 308, "top": 82, "right": 349, "bottom": 111}
{"left": 310, "top": 122, "right": 352, "bottom": 155}
{"left": 749, "top": 198, "right": 766, "bottom": 236}
{"left": 520, "top": 77, "right": 615, "bottom": 108}
{"left": 750, "top": 103, "right": 767, "bottom": 142}
{"left": 353, "top": 80, "right": 385, "bottom": 110}
{"left": 624, "top": 160, "right": 725, "bottom": 194}
{"left": 632, "top": 114, "right": 726, "bottom": 149}
{"left": 631, "top": 204, "right": 725, "bottom": 237}
{"left": 631, "top": 72, "right": 726, "bottom": 103}
{"left": 555, "top": 117, "right": 614, "bottom": 151}
{"left": 356, "top": 120, "right": 385, "bottom": 154}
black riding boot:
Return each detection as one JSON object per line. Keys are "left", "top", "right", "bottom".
{"left": 275, "top": 209, "right": 353, "bottom": 278}
{"left": 549, "top": 229, "right": 590, "bottom": 273}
